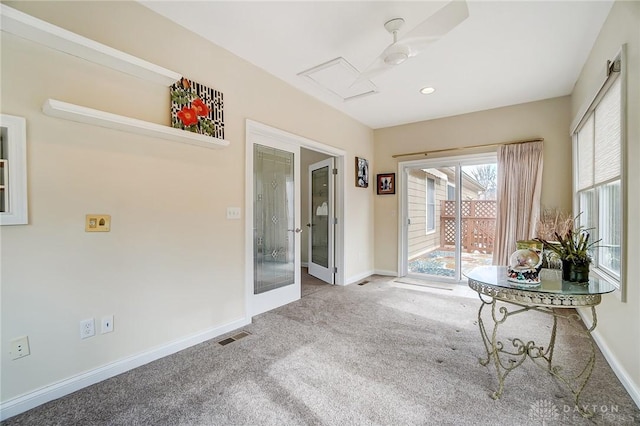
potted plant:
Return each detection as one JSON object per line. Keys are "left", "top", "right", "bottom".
{"left": 536, "top": 224, "right": 600, "bottom": 283}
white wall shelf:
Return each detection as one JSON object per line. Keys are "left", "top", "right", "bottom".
{"left": 0, "top": 115, "right": 28, "bottom": 225}
{"left": 0, "top": 4, "right": 182, "bottom": 86}
{"left": 43, "top": 99, "right": 230, "bottom": 149}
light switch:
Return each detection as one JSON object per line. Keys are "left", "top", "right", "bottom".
{"left": 226, "top": 207, "right": 241, "bottom": 220}
{"left": 85, "top": 214, "right": 111, "bottom": 232}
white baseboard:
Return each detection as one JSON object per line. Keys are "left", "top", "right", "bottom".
{"left": 374, "top": 269, "right": 397, "bottom": 277}
{"left": 346, "top": 270, "right": 375, "bottom": 285}
{"left": 301, "top": 262, "right": 309, "bottom": 268}
{"left": 578, "top": 309, "right": 640, "bottom": 409}
{"left": 0, "top": 316, "right": 251, "bottom": 421}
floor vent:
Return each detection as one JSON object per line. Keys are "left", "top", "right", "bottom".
{"left": 218, "top": 331, "right": 251, "bottom": 346}
{"left": 357, "top": 280, "right": 370, "bottom": 286}
{"left": 232, "top": 331, "right": 250, "bottom": 340}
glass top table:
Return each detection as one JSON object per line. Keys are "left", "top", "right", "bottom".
{"left": 465, "top": 265, "right": 616, "bottom": 307}
{"left": 464, "top": 265, "right": 616, "bottom": 417}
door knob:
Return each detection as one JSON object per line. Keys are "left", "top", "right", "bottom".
{"left": 288, "top": 228, "right": 302, "bottom": 233}
{"left": 306, "top": 223, "right": 312, "bottom": 227}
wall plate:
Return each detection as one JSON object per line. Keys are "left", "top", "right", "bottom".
{"left": 85, "top": 214, "right": 110, "bottom": 232}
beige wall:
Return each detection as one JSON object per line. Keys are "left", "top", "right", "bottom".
{"left": 373, "top": 96, "right": 572, "bottom": 274}
{"left": 571, "top": 0, "right": 640, "bottom": 402}
{"left": 0, "top": 1, "right": 373, "bottom": 402}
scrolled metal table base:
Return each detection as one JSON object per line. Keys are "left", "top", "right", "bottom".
{"left": 471, "top": 279, "right": 599, "bottom": 419}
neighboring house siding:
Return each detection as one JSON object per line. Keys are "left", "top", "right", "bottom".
{"left": 461, "top": 185, "right": 479, "bottom": 200}
{"left": 407, "top": 169, "right": 446, "bottom": 259}
{"left": 408, "top": 169, "right": 487, "bottom": 260}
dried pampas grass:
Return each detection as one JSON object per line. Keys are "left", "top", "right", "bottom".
{"left": 536, "top": 207, "right": 574, "bottom": 241}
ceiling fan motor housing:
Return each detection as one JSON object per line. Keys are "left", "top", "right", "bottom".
{"left": 383, "top": 43, "right": 410, "bottom": 65}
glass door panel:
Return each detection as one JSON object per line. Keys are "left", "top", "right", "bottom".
{"left": 254, "top": 144, "right": 295, "bottom": 294}
{"left": 312, "top": 166, "right": 329, "bottom": 267}
{"left": 460, "top": 164, "right": 497, "bottom": 276}
{"left": 308, "top": 158, "right": 334, "bottom": 283}
{"left": 407, "top": 166, "right": 458, "bottom": 279}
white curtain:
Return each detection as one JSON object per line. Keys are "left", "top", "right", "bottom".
{"left": 493, "top": 141, "right": 544, "bottom": 265}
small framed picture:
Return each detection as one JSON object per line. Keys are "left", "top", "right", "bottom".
{"left": 355, "top": 157, "right": 369, "bottom": 188}
{"left": 377, "top": 173, "right": 395, "bottom": 195}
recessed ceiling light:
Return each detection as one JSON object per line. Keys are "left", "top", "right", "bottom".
{"left": 420, "top": 87, "right": 436, "bottom": 95}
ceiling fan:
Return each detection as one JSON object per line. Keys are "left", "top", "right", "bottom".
{"left": 356, "top": 0, "right": 469, "bottom": 81}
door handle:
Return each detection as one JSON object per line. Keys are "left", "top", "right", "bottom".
{"left": 288, "top": 228, "right": 302, "bottom": 233}
{"left": 306, "top": 223, "right": 313, "bottom": 227}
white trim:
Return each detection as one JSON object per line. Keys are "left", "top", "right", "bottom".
{"left": 578, "top": 309, "right": 640, "bottom": 409}
{"left": 0, "top": 4, "right": 181, "bottom": 86}
{"left": 0, "top": 114, "right": 28, "bottom": 225}
{"left": 42, "top": 99, "right": 229, "bottom": 149}
{"left": 346, "top": 270, "right": 375, "bottom": 285}
{"left": 245, "top": 120, "right": 347, "bottom": 318}
{"left": 374, "top": 269, "right": 398, "bottom": 277}
{"left": 0, "top": 316, "right": 250, "bottom": 421}
{"left": 398, "top": 164, "right": 407, "bottom": 277}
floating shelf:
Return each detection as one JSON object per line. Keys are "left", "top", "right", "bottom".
{"left": 0, "top": 4, "right": 181, "bottom": 86}
{"left": 42, "top": 99, "right": 230, "bottom": 149}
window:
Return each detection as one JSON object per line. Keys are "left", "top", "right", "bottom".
{"left": 573, "top": 52, "right": 624, "bottom": 293}
{"left": 0, "top": 114, "right": 28, "bottom": 225}
{"left": 447, "top": 184, "right": 455, "bottom": 201}
{"left": 426, "top": 177, "right": 435, "bottom": 232}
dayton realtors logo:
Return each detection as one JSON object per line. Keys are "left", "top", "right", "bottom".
{"left": 528, "top": 399, "right": 635, "bottom": 424}
{"left": 528, "top": 399, "right": 560, "bottom": 424}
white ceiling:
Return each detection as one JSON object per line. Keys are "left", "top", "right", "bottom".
{"left": 142, "top": 1, "right": 613, "bottom": 129}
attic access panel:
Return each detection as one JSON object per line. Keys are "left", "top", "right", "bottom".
{"left": 298, "top": 57, "right": 377, "bottom": 101}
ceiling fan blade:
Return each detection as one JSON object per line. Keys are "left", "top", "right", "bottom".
{"left": 405, "top": 38, "right": 438, "bottom": 58}
{"left": 352, "top": 56, "right": 393, "bottom": 85}
{"left": 401, "top": 0, "right": 469, "bottom": 41}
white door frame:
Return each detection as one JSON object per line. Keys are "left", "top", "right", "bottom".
{"left": 245, "top": 120, "right": 346, "bottom": 318}
{"left": 397, "top": 153, "right": 497, "bottom": 281}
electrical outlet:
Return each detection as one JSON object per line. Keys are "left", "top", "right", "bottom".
{"left": 226, "top": 207, "right": 241, "bottom": 220}
{"left": 10, "top": 336, "right": 30, "bottom": 360}
{"left": 101, "top": 315, "right": 114, "bottom": 334}
{"left": 80, "top": 318, "right": 95, "bottom": 339}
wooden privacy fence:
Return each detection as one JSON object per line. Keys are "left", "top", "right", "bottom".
{"left": 440, "top": 200, "right": 496, "bottom": 254}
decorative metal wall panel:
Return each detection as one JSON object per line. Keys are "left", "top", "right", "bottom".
{"left": 170, "top": 77, "right": 224, "bottom": 139}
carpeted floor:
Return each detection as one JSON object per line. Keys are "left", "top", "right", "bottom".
{"left": 3, "top": 275, "right": 639, "bottom": 425}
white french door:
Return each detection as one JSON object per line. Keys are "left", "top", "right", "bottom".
{"left": 249, "top": 135, "right": 301, "bottom": 316}
{"left": 308, "top": 158, "right": 335, "bottom": 284}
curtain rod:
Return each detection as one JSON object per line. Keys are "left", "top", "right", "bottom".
{"left": 391, "top": 137, "right": 544, "bottom": 159}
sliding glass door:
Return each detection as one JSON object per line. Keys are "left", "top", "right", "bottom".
{"left": 400, "top": 154, "right": 497, "bottom": 282}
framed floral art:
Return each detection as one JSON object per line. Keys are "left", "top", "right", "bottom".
{"left": 170, "top": 77, "right": 224, "bottom": 139}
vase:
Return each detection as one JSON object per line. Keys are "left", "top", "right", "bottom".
{"left": 561, "top": 260, "right": 590, "bottom": 283}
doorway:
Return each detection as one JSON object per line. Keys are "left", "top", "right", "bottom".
{"left": 245, "top": 120, "right": 345, "bottom": 317}
{"left": 399, "top": 153, "right": 497, "bottom": 282}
